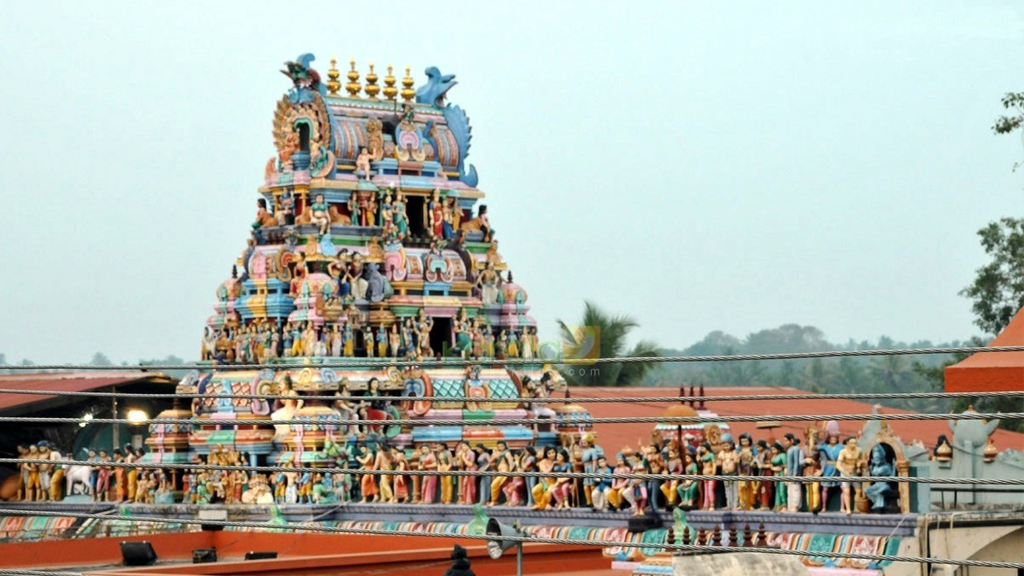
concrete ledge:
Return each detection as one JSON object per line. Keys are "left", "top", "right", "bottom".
{"left": 673, "top": 552, "right": 809, "bottom": 576}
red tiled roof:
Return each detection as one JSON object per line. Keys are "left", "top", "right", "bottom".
{"left": 945, "top": 307, "right": 1024, "bottom": 392}
{"left": 572, "top": 386, "right": 1024, "bottom": 453}
{"left": 0, "top": 372, "right": 172, "bottom": 412}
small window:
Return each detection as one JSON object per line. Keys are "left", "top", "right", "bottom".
{"left": 298, "top": 123, "right": 310, "bottom": 153}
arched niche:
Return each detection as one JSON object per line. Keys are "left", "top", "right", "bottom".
{"left": 860, "top": 421, "right": 911, "bottom": 513}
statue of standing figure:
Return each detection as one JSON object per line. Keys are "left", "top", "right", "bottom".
{"left": 476, "top": 262, "right": 500, "bottom": 305}
{"left": 836, "top": 437, "right": 863, "bottom": 515}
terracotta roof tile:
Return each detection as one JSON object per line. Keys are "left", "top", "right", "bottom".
{"left": 570, "top": 386, "right": 1024, "bottom": 453}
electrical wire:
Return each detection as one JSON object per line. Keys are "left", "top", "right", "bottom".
{"left": 1, "top": 345, "right": 1022, "bottom": 371}
{"left": 0, "top": 388, "right": 1020, "bottom": 403}
{"left": 0, "top": 412, "right": 1018, "bottom": 427}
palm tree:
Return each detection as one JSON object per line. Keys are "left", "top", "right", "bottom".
{"left": 869, "top": 355, "right": 911, "bottom": 392}
{"left": 556, "top": 301, "right": 660, "bottom": 387}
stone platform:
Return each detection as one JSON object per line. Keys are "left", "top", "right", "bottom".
{"left": 0, "top": 501, "right": 920, "bottom": 537}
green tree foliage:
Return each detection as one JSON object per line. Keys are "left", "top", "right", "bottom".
{"left": 557, "top": 301, "right": 659, "bottom": 387}
{"left": 958, "top": 217, "right": 1024, "bottom": 336}
{"left": 992, "top": 91, "right": 1024, "bottom": 170}
{"left": 139, "top": 355, "right": 189, "bottom": 379}
{"left": 89, "top": 352, "right": 114, "bottom": 366}
{"left": 643, "top": 324, "right": 956, "bottom": 413}
{"left": 915, "top": 93, "right": 1024, "bottom": 432}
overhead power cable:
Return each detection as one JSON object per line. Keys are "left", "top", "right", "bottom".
{"left": 0, "top": 411, "right": 1018, "bottom": 427}
{"left": 1, "top": 345, "right": 1022, "bottom": 371}
{"left": 0, "top": 388, "right": 1020, "bottom": 403}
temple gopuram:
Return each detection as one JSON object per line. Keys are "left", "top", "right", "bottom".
{"left": 172, "top": 53, "right": 578, "bottom": 475}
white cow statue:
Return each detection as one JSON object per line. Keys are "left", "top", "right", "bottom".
{"left": 63, "top": 464, "right": 92, "bottom": 497}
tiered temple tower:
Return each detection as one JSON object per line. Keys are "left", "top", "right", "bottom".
{"left": 174, "top": 54, "right": 587, "bottom": 468}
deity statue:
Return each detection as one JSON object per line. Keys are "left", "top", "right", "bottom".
{"left": 623, "top": 455, "right": 649, "bottom": 516}
{"left": 818, "top": 425, "right": 842, "bottom": 512}
{"left": 366, "top": 194, "right": 378, "bottom": 227}
{"left": 476, "top": 262, "right": 500, "bottom": 305}
{"left": 428, "top": 188, "right": 444, "bottom": 239}
{"left": 698, "top": 443, "right": 716, "bottom": 510}
{"left": 253, "top": 198, "right": 277, "bottom": 230}
{"left": 381, "top": 192, "right": 393, "bottom": 229}
{"left": 355, "top": 147, "right": 372, "bottom": 180}
{"left": 416, "top": 311, "right": 434, "bottom": 357}
{"left": 365, "top": 263, "right": 388, "bottom": 303}
{"left": 362, "top": 325, "right": 375, "bottom": 358}
{"left": 201, "top": 327, "right": 217, "bottom": 361}
{"left": 485, "top": 239, "right": 502, "bottom": 266}
{"left": 677, "top": 448, "right": 700, "bottom": 509}
{"left": 310, "top": 193, "right": 330, "bottom": 235}
{"left": 863, "top": 445, "right": 894, "bottom": 511}
{"left": 437, "top": 442, "right": 454, "bottom": 504}
{"left": 460, "top": 204, "right": 492, "bottom": 241}
{"left": 347, "top": 193, "right": 360, "bottom": 226}
{"left": 343, "top": 322, "right": 355, "bottom": 357}
{"left": 454, "top": 309, "right": 471, "bottom": 358}
{"left": 392, "top": 190, "right": 408, "bottom": 239}
{"left": 784, "top": 433, "right": 806, "bottom": 513}
{"left": 579, "top": 434, "right": 604, "bottom": 508}
{"left": 271, "top": 374, "right": 303, "bottom": 441}
{"left": 717, "top": 438, "right": 740, "bottom": 510}
{"left": 391, "top": 446, "right": 410, "bottom": 503}
{"left": 521, "top": 327, "right": 535, "bottom": 360}
{"left": 277, "top": 191, "right": 295, "bottom": 226}
{"left": 804, "top": 452, "right": 824, "bottom": 513}
{"left": 349, "top": 254, "right": 368, "bottom": 300}
{"left": 836, "top": 436, "right": 863, "bottom": 515}
{"left": 530, "top": 446, "right": 556, "bottom": 510}
{"left": 376, "top": 326, "right": 388, "bottom": 358}
{"left": 495, "top": 329, "right": 507, "bottom": 360}
{"left": 388, "top": 323, "right": 401, "bottom": 357}
{"left": 441, "top": 197, "right": 454, "bottom": 240}
{"left": 507, "top": 329, "right": 520, "bottom": 359}
{"left": 329, "top": 324, "right": 342, "bottom": 357}
{"left": 400, "top": 319, "right": 415, "bottom": 357}
{"left": 736, "top": 433, "right": 755, "bottom": 510}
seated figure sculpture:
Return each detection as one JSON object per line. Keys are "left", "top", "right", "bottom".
{"left": 863, "top": 444, "right": 894, "bottom": 511}
{"left": 311, "top": 193, "right": 330, "bottom": 235}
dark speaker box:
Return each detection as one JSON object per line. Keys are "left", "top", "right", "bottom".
{"left": 245, "top": 551, "right": 279, "bottom": 560}
{"left": 120, "top": 541, "right": 157, "bottom": 566}
{"left": 627, "top": 513, "right": 663, "bottom": 532}
{"left": 193, "top": 548, "right": 218, "bottom": 564}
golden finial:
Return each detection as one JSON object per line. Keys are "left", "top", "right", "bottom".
{"left": 326, "top": 57, "right": 341, "bottom": 96}
{"left": 383, "top": 63, "right": 398, "bottom": 101}
{"left": 400, "top": 65, "right": 416, "bottom": 102}
{"left": 364, "top": 61, "right": 380, "bottom": 100}
{"left": 345, "top": 58, "right": 361, "bottom": 98}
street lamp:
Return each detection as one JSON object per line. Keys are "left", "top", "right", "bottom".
{"left": 127, "top": 409, "right": 149, "bottom": 425}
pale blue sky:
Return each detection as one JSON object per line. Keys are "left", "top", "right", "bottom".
{"left": 0, "top": 1, "right": 1021, "bottom": 364}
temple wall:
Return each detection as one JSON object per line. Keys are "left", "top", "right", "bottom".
{"left": 930, "top": 444, "right": 1024, "bottom": 508}
{"left": 928, "top": 524, "right": 1023, "bottom": 576}
{"left": 672, "top": 552, "right": 809, "bottom": 576}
